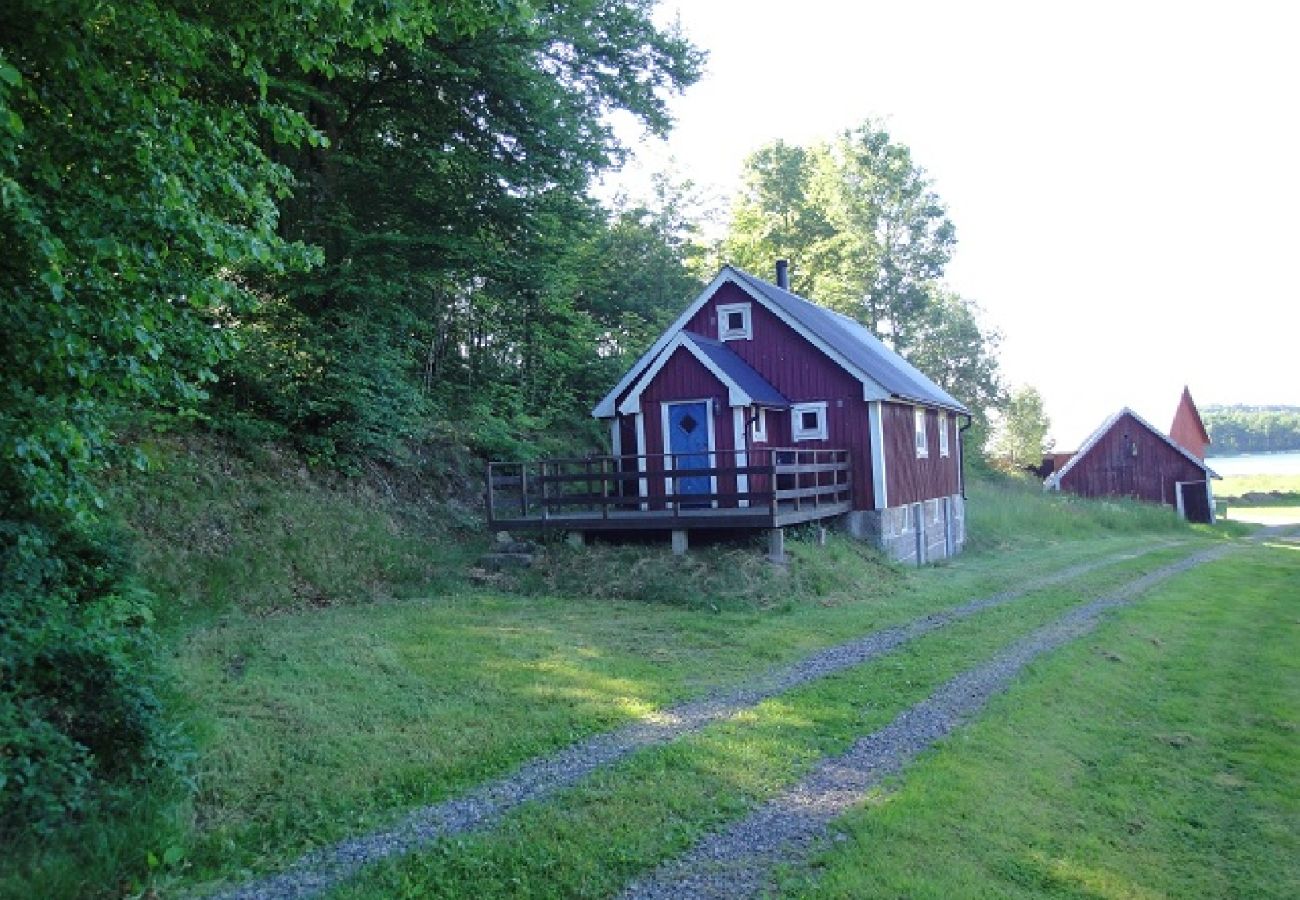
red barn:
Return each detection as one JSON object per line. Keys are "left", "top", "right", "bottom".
{"left": 586, "top": 262, "right": 971, "bottom": 563}
{"left": 1169, "top": 386, "right": 1211, "bottom": 460}
{"left": 1044, "top": 408, "right": 1219, "bottom": 523}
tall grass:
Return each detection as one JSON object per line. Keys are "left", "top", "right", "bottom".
{"left": 965, "top": 474, "right": 1207, "bottom": 550}
{"left": 108, "top": 436, "right": 481, "bottom": 626}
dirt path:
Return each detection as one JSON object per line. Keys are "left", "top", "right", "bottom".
{"left": 618, "top": 544, "right": 1233, "bottom": 900}
{"left": 210, "top": 543, "right": 1182, "bottom": 900}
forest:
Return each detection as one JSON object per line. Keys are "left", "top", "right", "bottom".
{"left": 1203, "top": 405, "right": 1300, "bottom": 454}
{"left": 0, "top": 0, "right": 1005, "bottom": 844}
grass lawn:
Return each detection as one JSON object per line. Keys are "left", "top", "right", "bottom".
{"left": 326, "top": 546, "right": 1202, "bottom": 900}
{"left": 0, "top": 445, "right": 1248, "bottom": 898}
{"left": 776, "top": 541, "right": 1300, "bottom": 898}
{"left": 1216, "top": 473, "right": 1300, "bottom": 500}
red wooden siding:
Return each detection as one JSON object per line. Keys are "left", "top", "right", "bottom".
{"left": 609, "top": 281, "right": 976, "bottom": 511}
{"left": 882, "top": 401, "right": 961, "bottom": 506}
{"left": 1059, "top": 412, "right": 1206, "bottom": 508}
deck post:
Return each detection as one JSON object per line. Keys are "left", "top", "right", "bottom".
{"left": 767, "top": 527, "right": 786, "bottom": 564}
{"left": 671, "top": 529, "right": 689, "bottom": 555}
{"left": 520, "top": 464, "right": 529, "bottom": 518}
{"left": 601, "top": 457, "right": 610, "bottom": 519}
{"left": 539, "top": 461, "right": 548, "bottom": 521}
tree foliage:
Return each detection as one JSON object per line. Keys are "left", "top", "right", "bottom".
{"left": 719, "top": 121, "right": 1002, "bottom": 448}
{"left": 0, "top": 0, "right": 702, "bottom": 838}
{"left": 722, "top": 121, "right": 956, "bottom": 350}
{"left": 990, "top": 385, "right": 1054, "bottom": 470}
{"left": 1201, "top": 405, "right": 1300, "bottom": 454}
{"left": 219, "top": 0, "right": 704, "bottom": 459}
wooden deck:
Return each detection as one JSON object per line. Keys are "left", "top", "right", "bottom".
{"left": 487, "top": 448, "right": 852, "bottom": 533}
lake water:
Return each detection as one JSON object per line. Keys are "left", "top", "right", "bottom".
{"left": 1205, "top": 451, "right": 1300, "bottom": 476}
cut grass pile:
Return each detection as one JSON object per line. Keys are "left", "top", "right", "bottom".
{"left": 776, "top": 542, "right": 1300, "bottom": 898}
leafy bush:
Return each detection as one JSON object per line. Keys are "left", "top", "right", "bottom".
{"left": 0, "top": 518, "right": 175, "bottom": 837}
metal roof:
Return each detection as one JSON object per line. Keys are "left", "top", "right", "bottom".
{"left": 682, "top": 333, "right": 790, "bottom": 408}
{"left": 591, "top": 265, "right": 971, "bottom": 419}
{"left": 726, "top": 266, "right": 969, "bottom": 414}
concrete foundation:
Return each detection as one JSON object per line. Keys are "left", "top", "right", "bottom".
{"left": 844, "top": 493, "right": 966, "bottom": 566}
{"left": 671, "top": 529, "right": 689, "bottom": 555}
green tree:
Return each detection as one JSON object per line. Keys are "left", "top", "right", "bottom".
{"left": 721, "top": 121, "right": 956, "bottom": 351}
{"left": 991, "top": 385, "right": 1054, "bottom": 470}
{"left": 906, "top": 289, "right": 1007, "bottom": 461}
{"left": 223, "top": 0, "right": 705, "bottom": 459}
{"left": 0, "top": 0, "right": 518, "bottom": 837}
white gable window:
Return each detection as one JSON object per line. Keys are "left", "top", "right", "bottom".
{"left": 752, "top": 407, "right": 768, "bottom": 442}
{"left": 717, "top": 302, "right": 752, "bottom": 341}
{"left": 793, "top": 402, "right": 829, "bottom": 442}
{"left": 914, "top": 406, "right": 929, "bottom": 458}
{"left": 938, "top": 411, "right": 950, "bottom": 457}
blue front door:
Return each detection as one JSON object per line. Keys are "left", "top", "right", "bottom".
{"left": 667, "top": 401, "right": 711, "bottom": 503}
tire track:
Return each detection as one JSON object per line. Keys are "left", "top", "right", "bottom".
{"left": 210, "top": 543, "right": 1182, "bottom": 899}
{"left": 619, "top": 544, "right": 1232, "bottom": 900}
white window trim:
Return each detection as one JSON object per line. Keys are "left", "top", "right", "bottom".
{"left": 751, "top": 407, "right": 768, "bottom": 442}
{"left": 915, "top": 406, "right": 929, "bottom": 458}
{"left": 716, "top": 302, "right": 753, "bottom": 341}
{"left": 938, "top": 411, "right": 949, "bottom": 458}
{"left": 793, "top": 401, "right": 829, "bottom": 442}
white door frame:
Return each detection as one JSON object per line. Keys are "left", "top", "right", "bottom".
{"left": 661, "top": 398, "right": 719, "bottom": 508}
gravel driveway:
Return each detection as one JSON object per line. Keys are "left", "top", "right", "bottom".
{"left": 209, "top": 542, "right": 1181, "bottom": 900}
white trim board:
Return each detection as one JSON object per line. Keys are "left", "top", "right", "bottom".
{"left": 870, "top": 400, "right": 888, "bottom": 510}
{"left": 618, "top": 332, "right": 758, "bottom": 415}
{"left": 733, "top": 406, "right": 750, "bottom": 507}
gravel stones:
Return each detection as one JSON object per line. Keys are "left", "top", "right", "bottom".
{"left": 619, "top": 544, "right": 1232, "bottom": 900}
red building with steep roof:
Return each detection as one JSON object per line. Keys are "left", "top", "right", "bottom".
{"left": 1169, "top": 386, "right": 1211, "bottom": 460}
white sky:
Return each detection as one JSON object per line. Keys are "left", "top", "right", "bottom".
{"left": 602, "top": 0, "right": 1299, "bottom": 448}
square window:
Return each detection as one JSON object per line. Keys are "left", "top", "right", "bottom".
{"left": 793, "top": 402, "right": 828, "bottom": 441}
{"left": 717, "top": 303, "right": 752, "bottom": 341}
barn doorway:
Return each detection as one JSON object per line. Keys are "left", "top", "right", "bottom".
{"left": 1177, "top": 481, "right": 1212, "bottom": 524}
{"left": 664, "top": 400, "right": 715, "bottom": 508}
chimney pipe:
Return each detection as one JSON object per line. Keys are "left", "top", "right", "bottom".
{"left": 775, "top": 259, "right": 789, "bottom": 290}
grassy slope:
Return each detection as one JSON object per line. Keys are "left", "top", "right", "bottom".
{"left": 0, "top": 443, "right": 1242, "bottom": 897}
{"left": 776, "top": 541, "right": 1300, "bottom": 898}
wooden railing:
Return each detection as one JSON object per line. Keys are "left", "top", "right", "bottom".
{"left": 486, "top": 447, "right": 851, "bottom": 527}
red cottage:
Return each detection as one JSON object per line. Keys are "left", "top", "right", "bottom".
{"left": 1044, "top": 408, "right": 1219, "bottom": 523}
{"left": 1169, "top": 385, "right": 1211, "bottom": 460}
{"left": 485, "top": 263, "right": 972, "bottom": 564}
